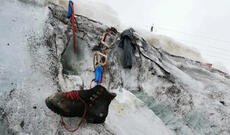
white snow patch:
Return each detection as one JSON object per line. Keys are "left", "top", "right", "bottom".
{"left": 212, "top": 62, "right": 230, "bottom": 74}
{"left": 135, "top": 28, "right": 203, "bottom": 62}
{"left": 56, "top": 0, "right": 121, "bottom": 28}
{"left": 106, "top": 88, "right": 175, "bottom": 135}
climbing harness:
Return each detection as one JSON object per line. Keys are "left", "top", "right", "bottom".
{"left": 67, "top": 0, "right": 77, "bottom": 54}
{"left": 61, "top": 90, "right": 87, "bottom": 132}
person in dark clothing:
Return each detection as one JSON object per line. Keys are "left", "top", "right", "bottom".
{"left": 151, "top": 26, "right": 154, "bottom": 32}
{"left": 119, "top": 28, "right": 137, "bottom": 69}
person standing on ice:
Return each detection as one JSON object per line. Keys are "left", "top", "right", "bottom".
{"left": 151, "top": 23, "right": 157, "bottom": 32}
{"left": 151, "top": 25, "right": 154, "bottom": 32}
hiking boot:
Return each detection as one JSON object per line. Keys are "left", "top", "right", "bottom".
{"left": 45, "top": 85, "right": 116, "bottom": 123}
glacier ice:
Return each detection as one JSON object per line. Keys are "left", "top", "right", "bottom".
{"left": 0, "top": 1, "right": 230, "bottom": 135}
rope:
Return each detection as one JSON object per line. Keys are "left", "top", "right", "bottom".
{"left": 100, "top": 67, "right": 105, "bottom": 83}
{"left": 90, "top": 79, "right": 95, "bottom": 88}
{"left": 70, "top": 2, "right": 77, "bottom": 54}
{"left": 61, "top": 91, "right": 87, "bottom": 132}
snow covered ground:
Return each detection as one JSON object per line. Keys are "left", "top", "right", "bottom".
{"left": 0, "top": 0, "right": 230, "bottom": 135}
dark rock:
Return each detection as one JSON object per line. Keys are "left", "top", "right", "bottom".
{"left": 220, "top": 101, "right": 225, "bottom": 106}
{"left": 167, "top": 85, "right": 181, "bottom": 95}
{"left": 20, "top": 120, "right": 24, "bottom": 128}
{"left": 9, "top": 88, "right": 16, "bottom": 98}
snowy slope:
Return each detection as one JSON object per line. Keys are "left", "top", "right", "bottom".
{"left": 0, "top": 1, "right": 55, "bottom": 134}
{"left": 0, "top": 1, "right": 230, "bottom": 135}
